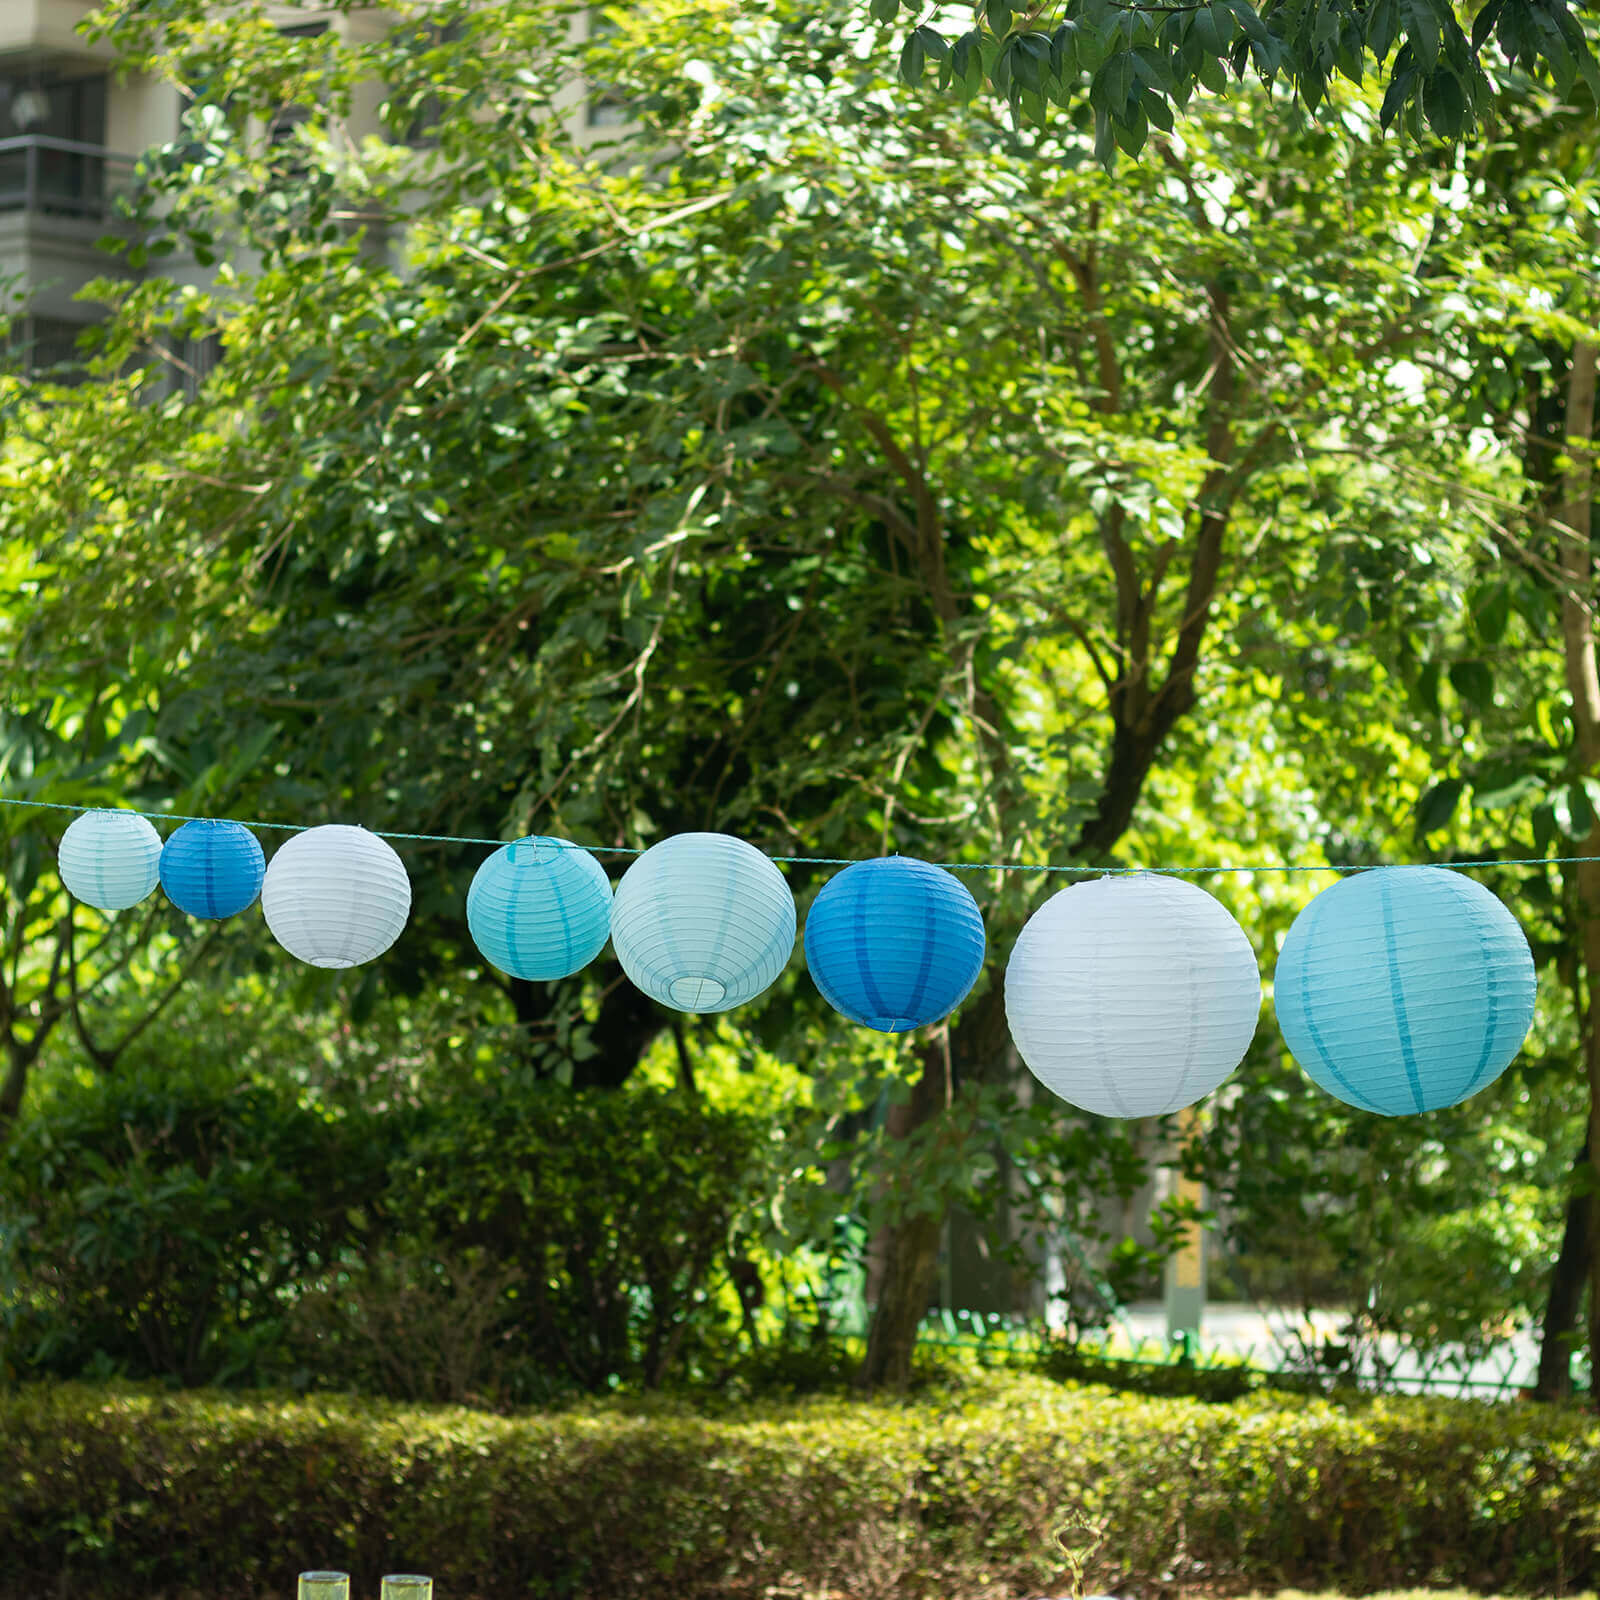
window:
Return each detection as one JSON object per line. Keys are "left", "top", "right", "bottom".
{"left": 265, "top": 21, "right": 329, "bottom": 152}
{"left": 0, "top": 71, "right": 108, "bottom": 146}
{"left": 4, "top": 316, "right": 90, "bottom": 380}
{"left": 585, "top": 8, "right": 631, "bottom": 131}
{"left": 396, "top": 18, "right": 465, "bottom": 148}
{"left": 179, "top": 333, "right": 223, "bottom": 400}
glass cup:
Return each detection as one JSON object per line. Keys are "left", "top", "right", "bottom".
{"left": 298, "top": 1576, "right": 350, "bottom": 1600}
{"left": 380, "top": 1578, "right": 434, "bottom": 1600}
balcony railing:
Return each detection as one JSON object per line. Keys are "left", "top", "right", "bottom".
{"left": 0, "top": 136, "right": 136, "bottom": 221}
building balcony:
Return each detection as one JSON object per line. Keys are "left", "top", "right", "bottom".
{"left": 0, "top": 135, "right": 139, "bottom": 327}
{"left": 0, "top": 134, "right": 135, "bottom": 218}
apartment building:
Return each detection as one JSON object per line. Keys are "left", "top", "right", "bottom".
{"left": 1, "top": 1, "right": 614, "bottom": 371}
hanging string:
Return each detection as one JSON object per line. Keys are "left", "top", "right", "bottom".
{"left": 1, "top": 792, "right": 1592, "bottom": 877}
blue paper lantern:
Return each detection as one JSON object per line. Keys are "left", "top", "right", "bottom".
{"left": 610, "top": 832, "right": 795, "bottom": 1013}
{"left": 1274, "top": 866, "right": 1536, "bottom": 1116}
{"left": 467, "top": 836, "right": 613, "bottom": 981}
{"left": 58, "top": 809, "right": 163, "bottom": 911}
{"left": 804, "top": 856, "right": 985, "bottom": 1032}
{"left": 160, "top": 819, "right": 265, "bottom": 919}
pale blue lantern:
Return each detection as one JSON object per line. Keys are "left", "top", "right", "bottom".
{"left": 466, "top": 836, "right": 613, "bottom": 981}
{"left": 58, "top": 809, "right": 163, "bottom": 911}
{"left": 1274, "top": 866, "right": 1536, "bottom": 1116}
{"left": 610, "top": 832, "right": 795, "bottom": 1013}
{"left": 804, "top": 856, "right": 985, "bottom": 1031}
{"left": 160, "top": 819, "right": 265, "bottom": 919}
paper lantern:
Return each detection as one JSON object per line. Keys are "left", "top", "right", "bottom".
{"left": 803, "top": 856, "right": 985, "bottom": 1031}
{"left": 467, "top": 836, "right": 613, "bottom": 980}
{"left": 1274, "top": 866, "right": 1536, "bottom": 1116}
{"left": 1005, "top": 873, "right": 1261, "bottom": 1118}
{"left": 160, "top": 819, "right": 265, "bottom": 919}
{"left": 58, "top": 809, "right": 162, "bottom": 911}
{"left": 610, "top": 832, "right": 795, "bottom": 1012}
{"left": 261, "top": 824, "right": 411, "bottom": 968}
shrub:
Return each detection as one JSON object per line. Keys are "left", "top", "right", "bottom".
{"left": 0, "top": 1071, "right": 390, "bottom": 1386}
{"left": 0, "top": 1071, "right": 767, "bottom": 1395}
{"left": 0, "top": 1375, "right": 1597, "bottom": 1599}
{"left": 283, "top": 1242, "right": 535, "bottom": 1407}
{"left": 395, "top": 1086, "right": 766, "bottom": 1390}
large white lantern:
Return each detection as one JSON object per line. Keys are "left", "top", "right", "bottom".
{"left": 1005, "top": 873, "right": 1261, "bottom": 1118}
{"left": 57, "top": 809, "right": 163, "bottom": 911}
{"left": 261, "top": 824, "right": 411, "bottom": 968}
{"left": 610, "top": 832, "right": 795, "bottom": 1012}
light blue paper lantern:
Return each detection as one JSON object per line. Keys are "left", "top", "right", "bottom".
{"left": 58, "top": 809, "right": 163, "bottom": 911}
{"left": 467, "top": 836, "right": 613, "bottom": 981}
{"left": 160, "top": 819, "right": 265, "bottom": 919}
{"left": 804, "top": 856, "right": 985, "bottom": 1032}
{"left": 1275, "top": 866, "right": 1536, "bottom": 1116}
{"left": 610, "top": 832, "right": 795, "bottom": 1013}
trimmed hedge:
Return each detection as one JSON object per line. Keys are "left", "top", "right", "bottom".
{"left": 2, "top": 1376, "right": 1598, "bottom": 1599}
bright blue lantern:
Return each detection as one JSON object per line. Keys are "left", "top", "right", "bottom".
{"left": 610, "top": 832, "right": 795, "bottom": 1013}
{"left": 160, "top": 820, "right": 265, "bottom": 919}
{"left": 804, "top": 856, "right": 985, "bottom": 1032}
{"left": 1274, "top": 866, "right": 1536, "bottom": 1116}
{"left": 467, "top": 836, "right": 613, "bottom": 981}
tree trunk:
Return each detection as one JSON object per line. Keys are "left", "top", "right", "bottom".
{"left": 858, "top": 1029, "right": 953, "bottom": 1389}
{"left": 1534, "top": 1138, "right": 1591, "bottom": 1401}
{"left": 1553, "top": 332, "right": 1600, "bottom": 1406}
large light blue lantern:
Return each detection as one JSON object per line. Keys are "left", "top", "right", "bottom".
{"left": 160, "top": 819, "right": 265, "bottom": 919}
{"left": 610, "top": 832, "right": 795, "bottom": 1013}
{"left": 1274, "top": 866, "right": 1536, "bottom": 1116}
{"left": 467, "top": 836, "right": 613, "bottom": 981}
{"left": 58, "top": 809, "right": 163, "bottom": 911}
{"left": 803, "top": 856, "right": 985, "bottom": 1032}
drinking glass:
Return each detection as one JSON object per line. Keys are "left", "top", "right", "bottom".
{"left": 298, "top": 1575, "right": 350, "bottom": 1600}
{"left": 380, "top": 1577, "right": 434, "bottom": 1600}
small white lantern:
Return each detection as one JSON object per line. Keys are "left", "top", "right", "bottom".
{"left": 57, "top": 810, "right": 163, "bottom": 911}
{"left": 1005, "top": 873, "right": 1261, "bottom": 1118}
{"left": 261, "top": 824, "right": 411, "bottom": 968}
{"left": 610, "top": 832, "right": 795, "bottom": 1012}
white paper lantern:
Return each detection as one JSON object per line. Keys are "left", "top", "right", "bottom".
{"left": 57, "top": 809, "right": 163, "bottom": 911}
{"left": 261, "top": 824, "right": 411, "bottom": 968}
{"left": 1005, "top": 873, "right": 1261, "bottom": 1118}
{"left": 610, "top": 832, "right": 795, "bottom": 1012}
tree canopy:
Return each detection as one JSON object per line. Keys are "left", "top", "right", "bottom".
{"left": 863, "top": 0, "right": 1599, "bottom": 163}
{"left": 0, "top": 0, "right": 1595, "bottom": 1395}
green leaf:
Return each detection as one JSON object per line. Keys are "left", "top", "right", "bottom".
{"left": 1422, "top": 67, "right": 1466, "bottom": 138}
{"left": 899, "top": 30, "right": 927, "bottom": 83}
{"left": 1367, "top": 0, "right": 1402, "bottom": 58}
{"left": 1403, "top": 0, "right": 1441, "bottom": 71}
{"left": 870, "top": 0, "right": 900, "bottom": 23}
{"left": 1471, "top": 580, "right": 1511, "bottom": 646}
{"left": 1532, "top": 800, "right": 1559, "bottom": 856}
{"left": 1413, "top": 659, "right": 1442, "bottom": 715}
{"left": 986, "top": 0, "right": 1014, "bottom": 37}
{"left": 1379, "top": 64, "right": 1416, "bottom": 128}
{"left": 1113, "top": 99, "right": 1149, "bottom": 155}
{"left": 1415, "top": 777, "right": 1465, "bottom": 837}
{"left": 1449, "top": 658, "right": 1494, "bottom": 711}
{"left": 1196, "top": 49, "right": 1229, "bottom": 91}
{"left": 1565, "top": 779, "right": 1597, "bottom": 839}
{"left": 1470, "top": 0, "right": 1506, "bottom": 49}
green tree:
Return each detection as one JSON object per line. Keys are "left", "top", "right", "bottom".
{"left": 3, "top": 0, "right": 1559, "bottom": 1391}
{"left": 862, "top": 0, "right": 1598, "bottom": 160}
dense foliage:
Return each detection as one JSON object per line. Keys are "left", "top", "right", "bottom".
{"left": 1, "top": 0, "right": 1598, "bottom": 1399}
{"left": 864, "top": 0, "right": 1599, "bottom": 158}
{"left": 2, "top": 1376, "right": 1598, "bottom": 1598}
{"left": 0, "top": 1064, "right": 768, "bottom": 1397}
